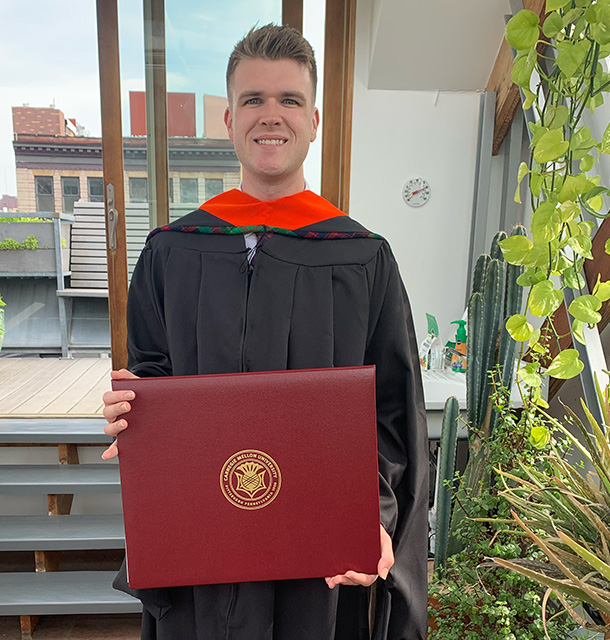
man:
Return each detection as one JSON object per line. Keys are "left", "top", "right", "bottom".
{"left": 102, "top": 24, "right": 428, "bottom": 640}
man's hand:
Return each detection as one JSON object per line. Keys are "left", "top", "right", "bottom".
{"left": 325, "top": 524, "right": 394, "bottom": 589}
{"left": 101, "top": 369, "right": 139, "bottom": 460}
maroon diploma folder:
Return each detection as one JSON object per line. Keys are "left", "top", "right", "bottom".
{"left": 113, "top": 366, "right": 381, "bottom": 589}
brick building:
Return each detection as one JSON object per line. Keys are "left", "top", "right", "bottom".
{"left": 12, "top": 101, "right": 240, "bottom": 214}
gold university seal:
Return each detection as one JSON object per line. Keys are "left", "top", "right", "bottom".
{"left": 220, "top": 449, "right": 282, "bottom": 510}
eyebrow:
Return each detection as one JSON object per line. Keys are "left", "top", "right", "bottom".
{"left": 237, "top": 90, "right": 308, "bottom": 103}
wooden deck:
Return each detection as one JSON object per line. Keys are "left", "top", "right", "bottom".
{"left": 0, "top": 358, "right": 111, "bottom": 418}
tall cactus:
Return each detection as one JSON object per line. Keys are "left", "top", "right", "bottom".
{"left": 437, "top": 225, "right": 525, "bottom": 560}
{"left": 434, "top": 395, "right": 460, "bottom": 573}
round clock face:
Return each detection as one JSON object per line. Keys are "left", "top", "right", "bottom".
{"left": 403, "top": 177, "right": 430, "bottom": 207}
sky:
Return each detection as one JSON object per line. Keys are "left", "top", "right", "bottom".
{"left": 0, "top": 0, "right": 325, "bottom": 198}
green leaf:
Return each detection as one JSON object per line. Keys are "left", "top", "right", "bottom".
{"left": 558, "top": 200, "right": 580, "bottom": 222}
{"left": 579, "top": 220, "right": 595, "bottom": 235}
{"left": 606, "top": 237, "right": 610, "bottom": 255}
{"left": 569, "top": 294, "right": 602, "bottom": 323}
{"left": 499, "top": 235, "right": 534, "bottom": 265}
{"left": 534, "top": 128, "right": 569, "bottom": 163}
{"left": 601, "top": 122, "right": 610, "bottom": 154}
{"left": 528, "top": 280, "right": 563, "bottom": 316}
{"left": 573, "top": 318, "right": 586, "bottom": 344}
{"left": 506, "top": 314, "right": 534, "bottom": 342}
{"left": 546, "top": 349, "right": 585, "bottom": 379}
{"left": 530, "top": 171, "right": 543, "bottom": 197}
{"left": 512, "top": 50, "right": 537, "bottom": 88}
{"left": 580, "top": 154, "right": 595, "bottom": 172}
{"left": 563, "top": 7, "right": 584, "bottom": 27}
{"left": 542, "top": 10, "right": 564, "bottom": 37}
{"left": 556, "top": 39, "right": 589, "bottom": 77}
{"left": 589, "top": 195, "right": 604, "bottom": 210}
{"left": 587, "top": 4, "right": 610, "bottom": 44}
{"left": 558, "top": 174, "right": 594, "bottom": 202}
{"left": 558, "top": 530, "right": 610, "bottom": 580}
{"left": 522, "top": 88, "right": 536, "bottom": 110}
{"left": 570, "top": 127, "right": 598, "bottom": 160}
{"left": 546, "top": 0, "right": 569, "bottom": 9}
{"left": 517, "top": 267, "right": 546, "bottom": 286}
{"left": 524, "top": 243, "right": 555, "bottom": 268}
{"left": 518, "top": 366, "right": 543, "bottom": 387}
{"left": 530, "top": 425, "right": 550, "bottom": 448}
{"left": 514, "top": 161, "right": 529, "bottom": 204}
{"left": 567, "top": 235, "right": 593, "bottom": 259}
{"left": 594, "top": 279, "right": 610, "bottom": 302}
{"left": 531, "top": 202, "right": 561, "bottom": 243}
{"left": 563, "top": 267, "right": 585, "bottom": 290}
{"left": 506, "top": 10, "right": 540, "bottom": 50}
{"left": 546, "top": 104, "right": 569, "bottom": 129}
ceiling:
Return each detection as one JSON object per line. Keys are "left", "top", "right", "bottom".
{"left": 367, "top": 0, "right": 510, "bottom": 91}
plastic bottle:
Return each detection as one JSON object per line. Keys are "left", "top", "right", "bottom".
{"left": 450, "top": 320, "right": 467, "bottom": 372}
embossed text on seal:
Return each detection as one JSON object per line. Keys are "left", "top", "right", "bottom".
{"left": 220, "top": 449, "right": 282, "bottom": 510}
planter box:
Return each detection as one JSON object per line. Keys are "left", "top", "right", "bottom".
{"left": 0, "top": 216, "right": 72, "bottom": 277}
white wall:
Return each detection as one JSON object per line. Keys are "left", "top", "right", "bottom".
{"left": 350, "top": 0, "right": 481, "bottom": 344}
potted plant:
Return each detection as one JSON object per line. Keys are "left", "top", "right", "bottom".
{"left": 428, "top": 235, "right": 578, "bottom": 639}
{"left": 0, "top": 214, "right": 71, "bottom": 276}
{"left": 493, "top": 384, "right": 610, "bottom": 636}
{"left": 430, "top": 2, "right": 610, "bottom": 635}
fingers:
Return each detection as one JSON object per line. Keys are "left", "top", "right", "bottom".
{"left": 101, "top": 439, "right": 118, "bottom": 460}
{"left": 104, "top": 418, "right": 128, "bottom": 437}
{"left": 102, "top": 370, "right": 138, "bottom": 424}
{"left": 326, "top": 525, "right": 395, "bottom": 590}
{"left": 111, "top": 368, "right": 139, "bottom": 380}
{"left": 325, "top": 571, "right": 376, "bottom": 589}
{"left": 102, "top": 396, "right": 133, "bottom": 424}
{"left": 377, "top": 524, "right": 395, "bottom": 581}
{"left": 101, "top": 370, "right": 139, "bottom": 461}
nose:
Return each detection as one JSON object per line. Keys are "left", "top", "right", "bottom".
{"left": 259, "top": 100, "right": 282, "bottom": 126}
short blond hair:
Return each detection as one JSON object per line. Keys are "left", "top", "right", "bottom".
{"left": 226, "top": 24, "right": 317, "bottom": 102}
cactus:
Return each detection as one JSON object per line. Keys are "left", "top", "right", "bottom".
{"left": 434, "top": 395, "right": 460, "bottom": 573}
{"left": 437, "top": 225, "right": 526, "bottom": 560}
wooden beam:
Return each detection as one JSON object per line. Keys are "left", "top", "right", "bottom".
{"left": 20, "top": 615, "right": 39, "bottom": 640}
{"left": 144, "top": 0, "right": 170, "bottom": 228}
{"left": 487, "top": 0, "right": 547, "bottom": 155}
{"left": 283, "top": 0, "right": 303, "bottom": 32}
{"left": 96, "top": 0, "right": 129, "bottom": 371}
{"left": 321, "top": 0, "right": 357, "bottom": 213}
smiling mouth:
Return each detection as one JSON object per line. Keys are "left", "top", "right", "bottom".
{"left": 255, "top": 139, "right": 286, "bottom": 146}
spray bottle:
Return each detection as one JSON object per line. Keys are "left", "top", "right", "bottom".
{"left": 450, "top": 320, "right": 467, "bottom": 372}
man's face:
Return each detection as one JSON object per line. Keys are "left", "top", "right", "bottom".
{"left": 224, "top": 58, "right": 320, "bottom": 189}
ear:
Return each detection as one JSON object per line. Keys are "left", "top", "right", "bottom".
{"left": 224, "top": 107, "right": 234, "bottom": 142}
{"left": 310, "top": 107, "right": 320, "bottom": 143}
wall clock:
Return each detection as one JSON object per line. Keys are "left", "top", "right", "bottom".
{"left": 403, "top": 177, "right": 431, "bottom": 207}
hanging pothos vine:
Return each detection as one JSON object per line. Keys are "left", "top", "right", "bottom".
{"left": 499, "top": 1, "right": 610, "bottom": 433}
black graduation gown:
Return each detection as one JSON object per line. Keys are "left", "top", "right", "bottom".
{"left": 113, "top": 206, "right": 429, "bottom": 640}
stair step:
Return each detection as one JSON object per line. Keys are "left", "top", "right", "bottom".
{"left": 0, "top": 571, "right": 141, "bottom": 615}
{"left": 0, "top": 418, "right": 111, "bottom": 444}
{"left": 0, "top": 464, "right": 120, "bottom": 494}
{"left": 0, "top": 514, "right": 125, "bottom": 550}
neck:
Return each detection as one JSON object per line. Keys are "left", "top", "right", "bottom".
{"left": 240, "top": 171, "right": 306, "bottom": 201}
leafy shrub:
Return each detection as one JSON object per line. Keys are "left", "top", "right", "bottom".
{"left": 0, "top": 235, "right": 40, "bottom": 250}
{"left": 0, "top": 238, "right": 22, "bottom": 250}
{"left": 22, "top": 235, "right": 38, "bottom": 250}
{"left": 0, "top": 217, "right": 47, "bottom": 222}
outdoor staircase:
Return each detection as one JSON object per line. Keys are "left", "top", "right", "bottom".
{"left": 0, "top": 417, "right": 141, "bottom": 639}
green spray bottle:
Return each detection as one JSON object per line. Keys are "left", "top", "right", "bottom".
{"left": 450, "top": 320, "right": 467, "bottom": 372}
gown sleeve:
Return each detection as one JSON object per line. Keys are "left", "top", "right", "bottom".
{"left": 113, "top": 242, "right": 174, "bottom": 619}
{"left": 126, "top": 244, "right": 173, "bottom": 377}
{"left": 365, "top": 242, "right": 428, "bottom": 640}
